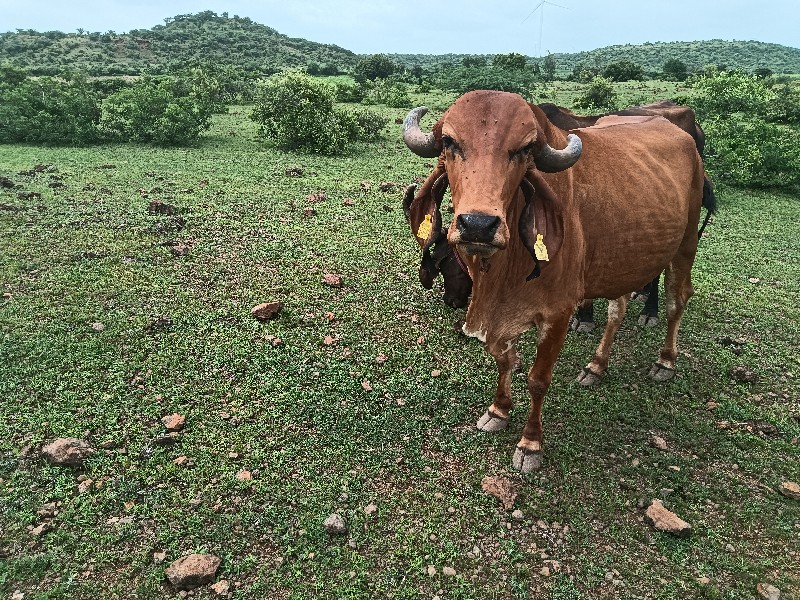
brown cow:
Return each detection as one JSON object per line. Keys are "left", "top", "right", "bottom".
{"left": 406, "top": 100, "right": 716, "bottom": 328}
{"left": 402, "top": 90, "right": 704, "bottom": 472}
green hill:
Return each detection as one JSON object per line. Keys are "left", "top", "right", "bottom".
{"left": 1, "top": 11, "right": 798, "bottom": 77}
{"left": 390, "top": 40, "right": 800, "bottom": 75}
{"left": 0, "top": 10, "right": 358, "bottom": 76}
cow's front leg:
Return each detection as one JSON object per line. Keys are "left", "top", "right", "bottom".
{"left": 514, "top": 311, "right": 572, "bottom": 473}
{"left": 476, "top": 337, "right": 520, "bottom": 433}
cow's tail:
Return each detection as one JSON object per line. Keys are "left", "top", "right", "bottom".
{"left": 698, "top": 175, "right": 717, "bottom": 239}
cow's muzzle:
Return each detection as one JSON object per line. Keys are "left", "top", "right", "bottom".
{"left": 455, "top": 213, "right": 502, "bottom": 257}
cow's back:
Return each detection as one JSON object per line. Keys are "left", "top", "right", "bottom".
{"left": 564, "top": 116, "right": 703, "bottom": 300}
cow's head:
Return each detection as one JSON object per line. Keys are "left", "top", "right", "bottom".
{"left": 403, "top": 91, "right": 581, "bottom": 279}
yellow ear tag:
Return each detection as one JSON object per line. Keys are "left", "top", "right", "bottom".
{"left": 534, "top": 234, "right": 549, "bottom": 261}
{"left": 416, "top": 214, "right": 433, "bottom": 241}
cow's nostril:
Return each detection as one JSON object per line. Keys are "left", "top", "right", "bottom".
{"left": 457, "top": 213, "right": 500, "bottom": 242}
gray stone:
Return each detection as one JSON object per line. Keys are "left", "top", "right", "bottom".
{"left": 323, "top": 513, "right": 347, "bottom": 535}
{"left": 41, "top": 438, "right": 93, "bottom": 466}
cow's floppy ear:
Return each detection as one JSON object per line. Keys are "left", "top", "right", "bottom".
{"left": 404, "top": 158, "right": 449, "bottom": 252}
{"left": 518, "top": 170, "right": 564, "bottom": 281}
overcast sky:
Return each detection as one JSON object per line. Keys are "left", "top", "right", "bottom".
{"left": 2, "top": 0, "right": 797, "bottom": 55}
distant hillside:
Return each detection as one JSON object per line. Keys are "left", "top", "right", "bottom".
{"left": 1, "top": 12, "right": 798, "bottom": 77}
{"left": 390, "top": 40, "right": 800, "bottom": 75}
{"left": 0, "top": 11, "right": 358, "bottom": 76}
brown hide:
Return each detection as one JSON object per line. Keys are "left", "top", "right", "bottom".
{"left": 402, "top": 90, "right": 704, "bottom": 471}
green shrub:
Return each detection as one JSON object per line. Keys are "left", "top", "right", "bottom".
{"left": 0, "top": 75, "right": 101, "bottom": 144}
{"left": 574, "top": 76, "right": 617, "bottom": 111}
{"left": 362, "top": 79, "right": 411, "bottom": 108}
{"left": 434, "top": 66, "right": 538, "bottom": 98}
{"left": 349, "top": 108, "right": 389, "bottom": 140}
{"left": 251, "top": 71, "right": 356, "bottom": 154}
{"left": 99, "top": 76, "right": 213, "bottom": 146}
{"left": 691, "top": 71, "right": 773, "bottom": 119}
{"left": 702, "top": 115, "right": 800, "bottom": 189}
{"left": 602, "top": 60, "right": 644, "bottom": 82}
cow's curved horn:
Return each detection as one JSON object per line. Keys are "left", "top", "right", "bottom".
{"left": 403, "top": 107, "right": 441, "bottom": 158}
{"left": 534, "top": 133, "right": 583, "bottom": 173}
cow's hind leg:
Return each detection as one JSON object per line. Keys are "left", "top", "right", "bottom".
{"left": 576, "top": 296, "right": 629, "bottom": 386}
{"left": 649, "top": 254, "right": 696, "bottom": 382}
{"left": 476, "top": 337, "right": 520, "bottom": 433}
{"left": 570, "top": 299, "right": 596, "bottom": 333}
{"left": 513, "top": 310, "right": 572, "bottom": 473}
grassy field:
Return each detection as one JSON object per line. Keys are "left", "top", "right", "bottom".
{"left": 1, "top": 90, "right": 799, "bottom": 600}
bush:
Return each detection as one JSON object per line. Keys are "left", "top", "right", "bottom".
{"left": 251, "top": 71, "right": 359, "bottom": 154}
{"left": 435, "top": 66, "right": 538, "bottom": 98}
{"left": 691, "top": 71, "right": 774, "bottom": 119}
{"left": 349, "top": 108, "right": 389, "bottom": 140}
{"left": 353, "top": 54, "right": 399, "bottom": 83}
{"left": 0, "top": 74, "right": 101, "bottom": 144}
{"left": 662, "top": 59, "right": 688, "bottom": 81}
{"left": 362, "top": 79, "right": 411, "bottom": 108}
{"left": 99, "top": 76, "right": 213, "bottom": 146}
{"left": 702, "top": 115, "right": 800, "bottom": 189}
{"left": 574, "top": 76, "right": 617, "bottom": 111}
{"left": 602, "top": 60, "right": 644, "bottom": 82}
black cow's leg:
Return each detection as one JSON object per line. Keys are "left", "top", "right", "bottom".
{"left": 637, "top": 274, "right": 660, "bottom": 327}
{"left": 512, "top": 310, "right": 572, "bottom": 473}
{"left": 570, "top": 299, "right": 596, "bottom": 333}
{"left": 576, "top": 295, "right": 630, "bottom": 386}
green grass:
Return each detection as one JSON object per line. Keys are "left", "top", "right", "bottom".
{"left": 1, "top": 95, "right": 799, "bottom": 600}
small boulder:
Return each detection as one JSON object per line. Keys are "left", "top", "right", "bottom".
{"left": 323, "top": 513, "right": 347, "bottom": 535}
{"left": 644, "top": 499, "right": 692, "bottom": 537}
{"left": 164, "top": 553, "right": 221, "bottom": 591}
{"left": 778, "top": 481, "right": 800, "bottom": 500}
{"left": 757, "top": 582, "right": 782, "bottom": 600}
{"left": 162, "top": 413, "right": 186, "bottom": 432}
{"left": 481, "top": 475, "right": 519, "bottom": 510}
{"left": 41, "top": 438, "right": 94, "bottom": 466}
{"left": 251, "top": 301, "right": 283, "bottom": 322}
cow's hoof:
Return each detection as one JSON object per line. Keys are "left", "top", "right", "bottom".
{"left": 512, "top": 447, "right": 543, "bottom": 473}
{"left": 477, "top": 411, "right": 509, "bottom": 432}
{"left": 638, "top": 314, "right": 659, "bottom": 327}
{"left": 570, "top": 317, "right": 595, "bottom": 333}
{"left": 576, "top": 367, "right": 603, "bottom": 386}
{"left": 649, "top": 363, "right": 676, "bottom": 382}
{"left": 630, "top": 290, "right": 649, "bottom": 302}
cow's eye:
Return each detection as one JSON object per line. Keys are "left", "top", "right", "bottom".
{"left": 442, "top": 135, "right": 456, "bottom": 149}
{"left": 511, "top": 143, "right": 535, "bottom": 160}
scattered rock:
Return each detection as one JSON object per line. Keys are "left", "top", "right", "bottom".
{"left": 426, "top": 565, "right": 437, "bottom": 577}
{"left": 697, "top": 576, "right": 711, "bottom": 585}
{"left": 210, "top": 580, "right": 231, "bottom": 595}
{"left": 303, "top": 207, "right": 317, "bottom": 218}
{"left": 164, "top": 553, "right": 221, "bottom": 591}
{"left": 162, "top": 413, "right": 186, "bottom": 432}
{"left": 41, "top": 438, "right": 94, "bottom": 466}
{"left": 375, "top": 353, "right": 388, "bottom": 364}
{"left": 540, "top": 566, "right": 550, "bottom": 576}
{"left": 511, "top": 509, "right": 524, "bottom": 521}
{"left": 147, "top": 200, "right": 179, "bottom": 215}
{"left": 748, "top": 277, "right": 760, "bottom": 284}
{"left": 284, "top": 167, "right": 303, "bottom": 177}
{"left": 323, "top": 513, "right": 347, "bottom": 535}
{"left": 322, "top": 273, "right": 343, "bottom": 288}
{"left": 30, "top": 523, "right": 51, "bottom": 536}
{"left": 481, "top": 475, "right": 519, "bottom": 510}
{"left": 236, "top": 470, "right": 252, "bottom": 481}
{"left": 153, "top": 550, "right": 167, "bottom": 564}
{"left": 364, "top": 503, "right": 378, "bottom": 516}
{"left": 441, "top": 566, "right": 456, "bottom": 577}
{"left": 431, "top": 369, "right": 441, "bottom": 377}
{"left": 77, "top": 479, "right": 93, "bottom": 494}
{"left": 644, "top": 499, "right": 692, "bottom": 537}
{"left": 757, "top": 582, "right": 782, "bottom": 600}
{"left": 90, "top": 322, "right": 105, "bottom": 331}
{"left": 361, "top": 379, "right": 373, "bottom": 392}
{"left": 153, "top": 433, "right": 180, "bottom": 447}
{"left": 778, "top": 481, "right": 800, "bottom": 500}
{"left": 342, "top": 197, "right": 355, "bottom": 206}
{"left": 306, "top": 191, "right": 327, "bottom": 203}
{"left": 37, "top": 502, "right": 58, "bottom": 518}
{"left": 650, "top": 435, "right": 668, "bottom": 450}
{"left": 251, "top": 301, "right": 283, "bottom": 322}
{"left": 730, "top": 365, "right": 758, "bottom": 383}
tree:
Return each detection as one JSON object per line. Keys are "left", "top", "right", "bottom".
{"left": 602, "top": 60, "right": 643, "bottom": 82}
{"left": 353, "top": 54, "right": 398, "bottom": 83}
{"left": 493, "top": 52, "right": 528, "bottom": 71}
{"left": 542, "top": 53, "right": 556, "bottom": 81}
{"left": 462, "top": 56, "right": 487, "bottom": 68}
{"left": 662, "top": 58, "right": 688, "bottom": 81}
